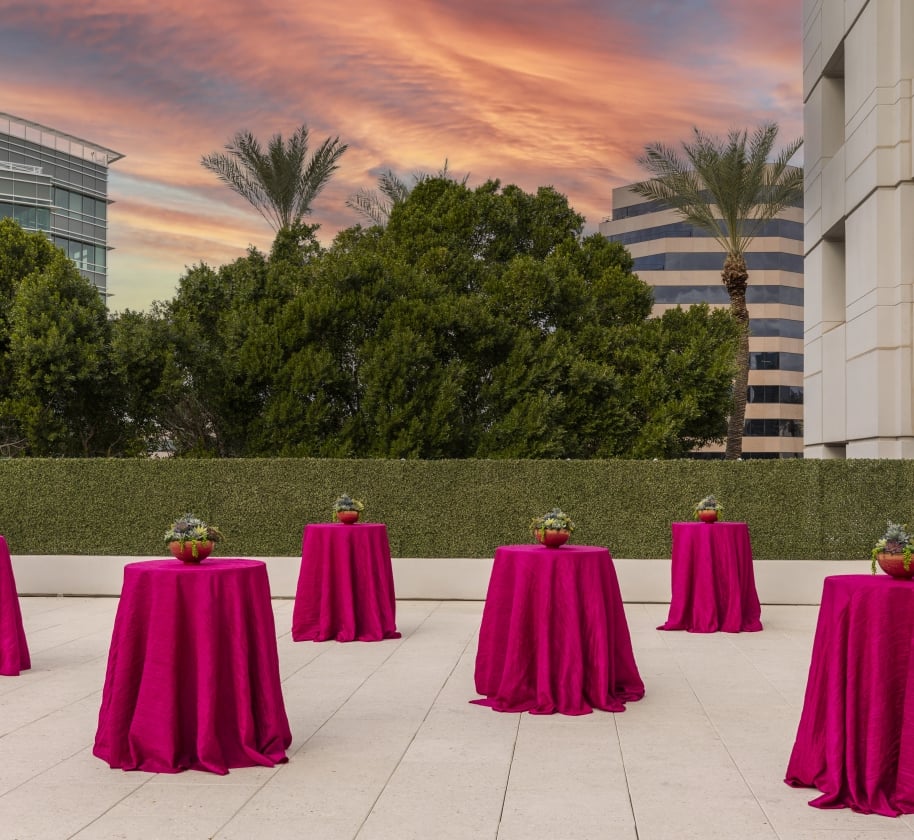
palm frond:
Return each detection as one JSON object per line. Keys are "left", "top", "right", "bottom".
{"left": 201, "top": 124, "right": 348, "bottom": 232}
{"left": 345, "top": 188, "right": 392, "bottom": 227}
{"left": 295, "top": 135, "right": 348, "bottom": 221}
{"left": 632, "top": 122, "right": 803, "bottom": 258}
{"left": 377, "top": 170, "right": 411, "bottom": 204}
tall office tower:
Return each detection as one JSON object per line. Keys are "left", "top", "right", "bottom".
{"left": 804, "top": 1, "right": 914, "bottom": 457}
{"left": 600, "top": 183, "right": 804, "bottom": 458}
{"left": 0, "top": 112, "right": 123, "bottom": 299}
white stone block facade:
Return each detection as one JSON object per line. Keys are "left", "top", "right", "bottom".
{"left": 804, "top": 0, "right": 914, "bottom": 457}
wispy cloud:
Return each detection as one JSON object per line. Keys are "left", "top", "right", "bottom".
{"left": 0, "top": 0, "right": 802, "bottom": 311}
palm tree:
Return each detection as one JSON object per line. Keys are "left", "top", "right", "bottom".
{"left": 201, "top": 125, "right": 347, "bottom": 232}
{"left": 632, "top": 123, "right": 802, "bottom": 460}
{"left": 346, "top": 161, "right": 468, "bottom": 227}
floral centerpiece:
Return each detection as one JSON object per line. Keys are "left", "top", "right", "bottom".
{"left": 530, "top": 507, "right": 575, "bottom": 548}
{"left": 332, "top": 493, "right": 364, "bottom": 524}
{"left": 694, "top": 494, "right": 723, "bottom": 523}
{"left": 871, "top": 521, "right": 914, "bottom": 577}
{"left": 164, "top": 513, "right": 223, "bottom": 563}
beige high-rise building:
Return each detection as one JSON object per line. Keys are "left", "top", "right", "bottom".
{"left": 600, "top": 185, "right": 804, "bottom": 458}
{"left": 804, "top": 0, "right": 914, "bottom": 457}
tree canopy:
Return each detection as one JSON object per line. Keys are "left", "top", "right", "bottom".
{"left": 150, "top": 178, "right": 739, "bottom": 458}
{"left": 0, "top": 179, "right": 740, "bottom": 459}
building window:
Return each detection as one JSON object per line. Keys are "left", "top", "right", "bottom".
{"left": 746, "top": 285, "right": 804, "bottom": 305}
{"left": 749, "top": 319, "right": 804, "bottom": 339}
{"left": 749, "top": 352, "right": 803, "bottom": 372}
{"left": 606, "top": 218, "right": 803, "bottom": 246}
{"left": 632, "top": 252, "right": 803, "bottom": 273}
{"left": 747, "top": 385, "right": 804, "bottom": 404}
{"left": 652, "top": 285, "right": 803, "bottom": 306}
{"left": 744, "top": 419, "right": 804, "bottom": 437}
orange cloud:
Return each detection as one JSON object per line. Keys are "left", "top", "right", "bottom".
{"left": 0, "top": 0, "right": 802, "bottom": 312}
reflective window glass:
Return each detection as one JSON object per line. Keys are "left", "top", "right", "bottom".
{"left": 632, "top": 252, "right": 803, "bottom": 273}
{"left": 652, "top": 285, "right": 729, "bottom": 304}
{"left": 749, "top": 352, "right": 804, "bottom": 372}
{"left": 13, "top": 180, "right": 37, "bottom": 198}
{"left": 750, "top": 318, "right": 804, "bottom": 339}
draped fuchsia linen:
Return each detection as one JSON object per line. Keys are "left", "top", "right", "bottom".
{"left": 786, "top": 575, "right": 914, "bottom": 816}
{"left": 473, "top": 544, "right": 644, "bottom": 715}
{"left": 658, "top": 522, "right": 763, "bottom": 633}
{"left": 0, "top": 536, "right": 30, "bottom": 676}
{"left": 93, "top": 559, "right": 292, "bottom": 775}
{"left": 292, "top": 523, "right": 400, "bottom": 642}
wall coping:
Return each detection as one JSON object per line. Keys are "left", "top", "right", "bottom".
{"left": 11, "top": 555, "right": 871, "bottom": 605}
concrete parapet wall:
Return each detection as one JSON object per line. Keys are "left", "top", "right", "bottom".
{"left": 11, "top": 554, "right": 872, "bottom": 605}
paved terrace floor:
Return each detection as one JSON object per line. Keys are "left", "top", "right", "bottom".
{"left": 0, "top": 598, "right": 908, "bottom": 840}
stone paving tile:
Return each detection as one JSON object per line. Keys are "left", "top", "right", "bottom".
{"left": 0, "top": 597, "right": 911, "bottom": 839}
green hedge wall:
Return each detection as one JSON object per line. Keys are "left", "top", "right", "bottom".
{"left": 0, "top": 458, "right": 909, "bottom": 560}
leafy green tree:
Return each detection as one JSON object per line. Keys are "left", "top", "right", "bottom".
{"left": 109, "top": 308, "right": 179, "bottom": 454}
{"left": 632, "top": 123, "right": 802, "bottom": 459}
{"left": 6, "top": 253, "right": 116, "bottom": 455}
{"left": 201, "top": 124, "right": 347, "bottom": 232}
{"left": 296, "top": 179, "right": 737, "bottom": 458}
{"left": 0, "top": 219, "right": 70, "bottom": 451}
{"left": 152, "top": 177, "right": 738, "bottom": 459}
{"left": 162, "top": 226, "right": 323, "bottom": 455}
{"left": 626, "top": 305, "right": 740, "bottom": 457}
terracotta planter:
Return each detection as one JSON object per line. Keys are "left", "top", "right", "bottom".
{"left": 336, "top": 510, "right": 360, "bottom": 524}
{"left": 876, "top": 552, "right": 914, "bottom": 579}
{"left": 697, "top": 510, "right": 719, "bottom": 523}
{"left": 535, "top": 529, "right": 570, "bottom": 548}
{"left": 169, "top": 540, "right": 214, "bottom": 563}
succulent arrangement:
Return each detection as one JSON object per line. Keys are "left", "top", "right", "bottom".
{"left": 331, "top": 494, "right": 364, "bottom": 513}
{"left": 694, "top": 494, "right": 723, "bottom": 521}
{"left": 164, "top": 513, "right": 223, "bottom": 560}
{"left": 332, "top": 493, "right": 364, "bottom": 523}
{"left": 871, "top": 521, "right": 913, "bottom": 574}
{"left": 530, "top": 507, "right": 575, "bottom": 539}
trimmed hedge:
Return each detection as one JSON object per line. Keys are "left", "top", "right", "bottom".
{"left": 0, "top": 458, "right": 909, "bottom": 560}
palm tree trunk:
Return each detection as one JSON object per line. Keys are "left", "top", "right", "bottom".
{"left": 722, "top": 254, "right": 750, "bottom": 460}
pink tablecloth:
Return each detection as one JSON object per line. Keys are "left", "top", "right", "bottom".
{"left": 473, "top": 544, "right": 644, "bottom": 715}
{"left": 786, "top": 575, "right": 914, "bottom": 816}
{"left": 93, "top": 559, "right": 291, "bottom": 774}
{"left": 658, "top": 522, "right": 762, "bottom": 633}
{"left": 292, "top": 523, "right": 400, "bottom": 642}
{"left": 0, "top": 536, "right": 30, "bottom": 676}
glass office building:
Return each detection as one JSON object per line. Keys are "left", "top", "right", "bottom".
{"left": 600, "top": 183, "right": 804, "bottom": 458}
{"left": 0, "top": 112, "right": 123, "bottom": 298}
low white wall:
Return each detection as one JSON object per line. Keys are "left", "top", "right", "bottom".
{"left": 10, "top": 554, "right": 872, "bottom": 605}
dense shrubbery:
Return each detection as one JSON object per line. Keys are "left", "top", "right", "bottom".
{"left": 0, "top": 458, "right": 906, "bottom": 561}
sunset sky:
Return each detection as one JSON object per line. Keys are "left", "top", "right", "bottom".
{"left": 0, "top": 0, "right": 803, "bottom": 312}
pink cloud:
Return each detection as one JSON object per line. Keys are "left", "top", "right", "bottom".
{"left": 0, "top": 0, "right": 802, "bottom": 311}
